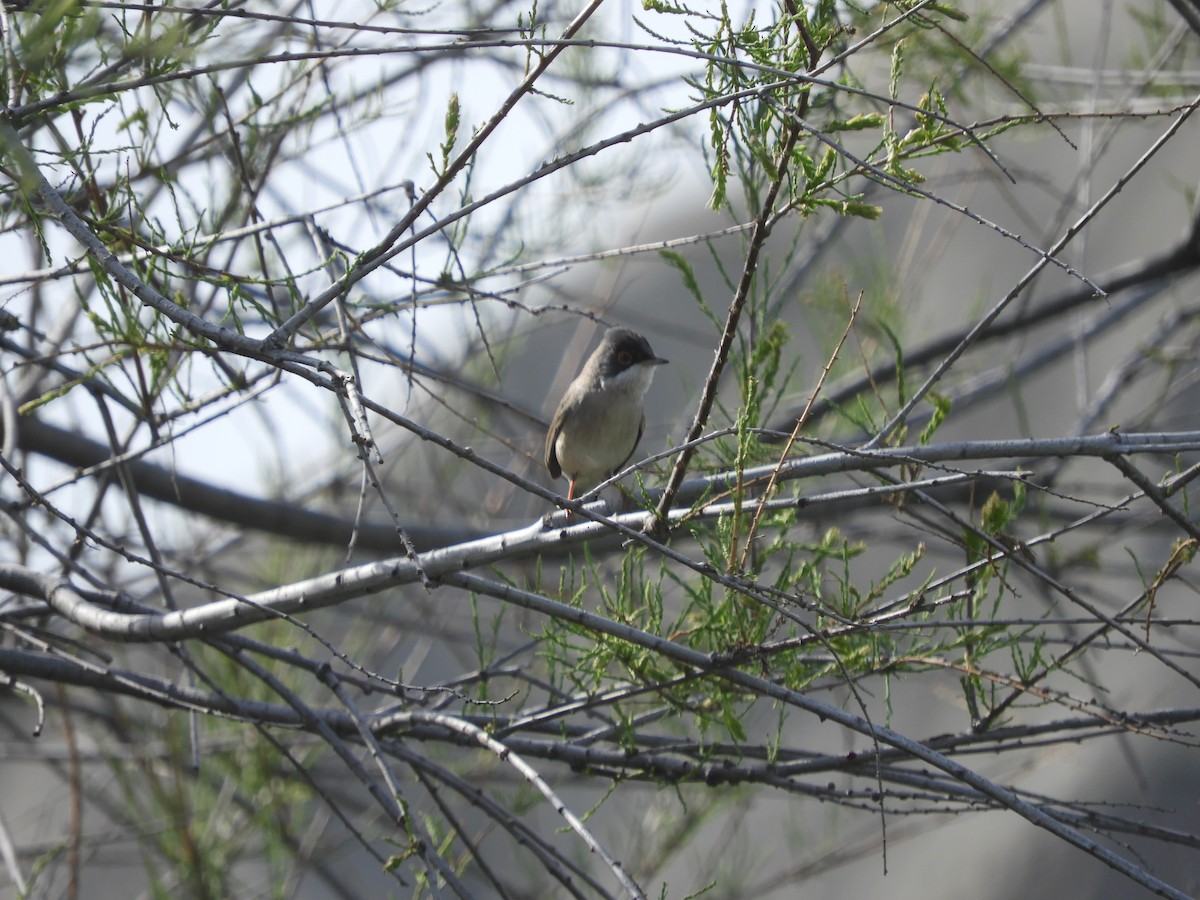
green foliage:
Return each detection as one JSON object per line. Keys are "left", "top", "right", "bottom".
{"left": 918, "top": 392, "right": 950, "bottom": 445}
{"left": 15, "top": 843, "right": 66, "bottom": 900}
{"left": 660, "top": 250, "right": 707, "bottom": 312}
{"left": 431, "top": 93, "right": 461, "bottom": 177}
{"left": 656, "top": 1, "right": 987, "bottom": 222}
{"left": 103, "top": 706, "right": 316, "bottom": 900}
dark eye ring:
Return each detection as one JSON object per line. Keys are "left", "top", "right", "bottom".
{"left": 618, "top": 351, "right": 633, "bottom": 364}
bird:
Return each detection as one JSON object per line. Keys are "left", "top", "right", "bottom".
{"left": 545, "top": 327, "right": 668, "bottom": 503}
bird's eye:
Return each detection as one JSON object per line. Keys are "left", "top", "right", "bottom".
{"left": 618, "top": 351, "right": 633, "bottom": 364}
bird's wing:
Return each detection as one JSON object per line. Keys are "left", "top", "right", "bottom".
{"left": 544, "top": 400, "right": 568, "bottom": 479}
{"left": 613, "top": 413, "right": 646, "bottom": 476}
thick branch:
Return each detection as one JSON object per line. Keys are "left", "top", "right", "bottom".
{"left": 15, "top": 416, "right": 480, "bottom": 551}
{"left": 6, "top": 429, "right": 1200, "bottom": 642}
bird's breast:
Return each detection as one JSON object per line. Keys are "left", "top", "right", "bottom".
{"left": 554, "top": 391, "right": 644, "bottom": 485}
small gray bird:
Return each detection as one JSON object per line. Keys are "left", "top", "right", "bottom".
{"left": 545, "top": 327, "right": 668, "bottom": 501}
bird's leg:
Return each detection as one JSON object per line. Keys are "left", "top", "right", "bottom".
{"left": 566, "top": 479, "right": 577, "bottom": 522}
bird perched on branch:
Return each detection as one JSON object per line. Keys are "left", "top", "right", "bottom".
{"left": 545, "top": 327, "right": 668, "bottom": 503}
